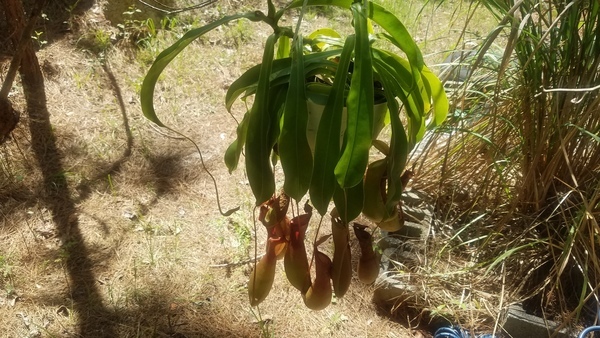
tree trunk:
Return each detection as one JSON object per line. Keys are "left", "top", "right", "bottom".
{"left": 0, "top": 0, "right": 46, "bottom": 144}
{"left": 1, "top": 0, "right": 46, "bottom": 112}
{"left": 0, "top": 97, "right": 18, "bottom": 144}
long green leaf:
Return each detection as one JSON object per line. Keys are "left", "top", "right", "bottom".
{"left": 285, "top": 0, "right": 423, "bottom": 72}
{"left": 372, "top": 49, "right": 425, "bottom": 147}
{"left": 335, "top": 1, "right": 373, "bottom": 189}
{"left": 373, "top": 49, "right": 425, "bottom": 118}
{"left": 141, "top": 13, "right": 257, "bottom": 126}
{"left": 225, "top": 50, "right": 341, "bottom": 113}
{"left": 421, "top": 66, "right": 449, "bottom": 128}
{"left": 310, "top": 35, "right": 356, "bottom": 215}
{"left": 279, "top": 36, "right": 313, "bottom": 200}
{"left": 368, "top": 3, "right": 423, "bottom": 71}
{"left": 333, "top": 180, "right": 363, "bottom": 224}
{"left": 277, "top": 35, "right": 291, "bottom": 59}
{"left": 269, "top": 84, "right": 289, "bottom": 134}
{"left": 224, "top": 112, "right": 250, "bottom": 173}
{"left": 308, "top": 28, "right": 342, "bottom": 51}
{"left": 245, "top": 34, "right": 278, "bottom": 205}
{"left": 373, "top": 61, "right": 408, "bottom": 214}
{"left": 268, "top": 84, "right": 289, "bottom": 167}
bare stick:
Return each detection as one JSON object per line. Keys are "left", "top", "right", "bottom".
{"left": 542, "top": 84, "right": 600, "bottom": 93}
{"left": 209, "top": 253, "right": 266, "bottom": 268}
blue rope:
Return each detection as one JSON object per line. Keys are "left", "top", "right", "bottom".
{"left": 433, "top": 326, "right": 495, "bottom": 338}
{"left": 435, "top": 322, "right": 600, "bottom": 337}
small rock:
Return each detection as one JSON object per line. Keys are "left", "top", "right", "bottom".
{"left": 17, "top": 312, "right": 30, "bottom": 326}
{"left": 7, "top": 292, "right": 18, "bottom": 307}
{"left": 56, "top": 305, "right": 70, "bottom": 317}
{"left": 122, "top": 210, "right": 137, "bottom": 221}
{"left": 251, "top": 314, "right": 272, "bottom": 324}
{"left": 27, "top": 329, "right": 41, "bottom": 338}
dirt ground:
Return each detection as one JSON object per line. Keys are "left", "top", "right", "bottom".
{"left": 0, "top": 1, "right": 436, "bottom": 337}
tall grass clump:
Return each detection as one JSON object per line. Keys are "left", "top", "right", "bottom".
{"left": 412, "top": 0, "right": 599, "bottom": 331}
{"left": 491, "top": 0, "right": 600, "bottom": 326}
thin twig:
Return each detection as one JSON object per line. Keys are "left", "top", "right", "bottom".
{"left": 209, "top": 253, "right": 265, "bottom": 268}
{"left": 492, "top": 261, "right": 506, "bottom": 337}
{"left": 137, "top": 0, "right": 217, "bottom": 15}
{"left": 161, "top": 125, "right": 239, "bottom": 216}
{"left": 148, "top": 123, "right": 186, "bottom": 139}
{"left": 542, "top": 84, "right": 600, "bottom": 93}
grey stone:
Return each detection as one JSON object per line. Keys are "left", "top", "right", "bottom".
{"left": 379, "top": 236, "right": 403, "bottom": 251}
{"left": 401, "top": 190, "right": 430, "bottom": 207}
{"left": 403, "top": 205, "right": 433, "bottom": 222}
{"left": 379, "top": 239, "right": 422, "bottom": 271}
{"left": 441, "top": 49, "right": 476, "bottom": 83}
{"left": 392, "top": 221, "right": 429, "bottom": 240}
{"left": 501, "top": 303, "right": 575, "bottom": 338}
{"left": 373, "top": 276, "right": 418, "bottom": 304}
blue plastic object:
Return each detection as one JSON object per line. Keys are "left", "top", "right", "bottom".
{"left": 433, "top": 326, "right": 495, "bottom": 338}
{"left": 578, "top": 326, "right": 600, "bottom": 338}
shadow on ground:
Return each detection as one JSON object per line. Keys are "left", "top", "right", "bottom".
{"left": 373, "top": 296, "right": 452, "bottom": 336}
{"left": 100, "top": 285, "right": 260, "bottom": 337}
{"left": 19, "top": 23, "right": 119, "bottom": 334}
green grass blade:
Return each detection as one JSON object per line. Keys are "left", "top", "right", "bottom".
{"left": 484, "top": 241, "right": 544, "bottom": 275}
{"left": 279, "top": 36, "right": 313, "bottom": 201}
{"left": 566, "top": 123, "right": 600, "bottom": 143}
{"left": 310, "top": 35, "right": 355, "bottom": 215}
{"left": 141, "top": 13, "right": 255, "bottom": 127}
{"left": 335, "top": 1, "right": 374, "bottom": 189}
